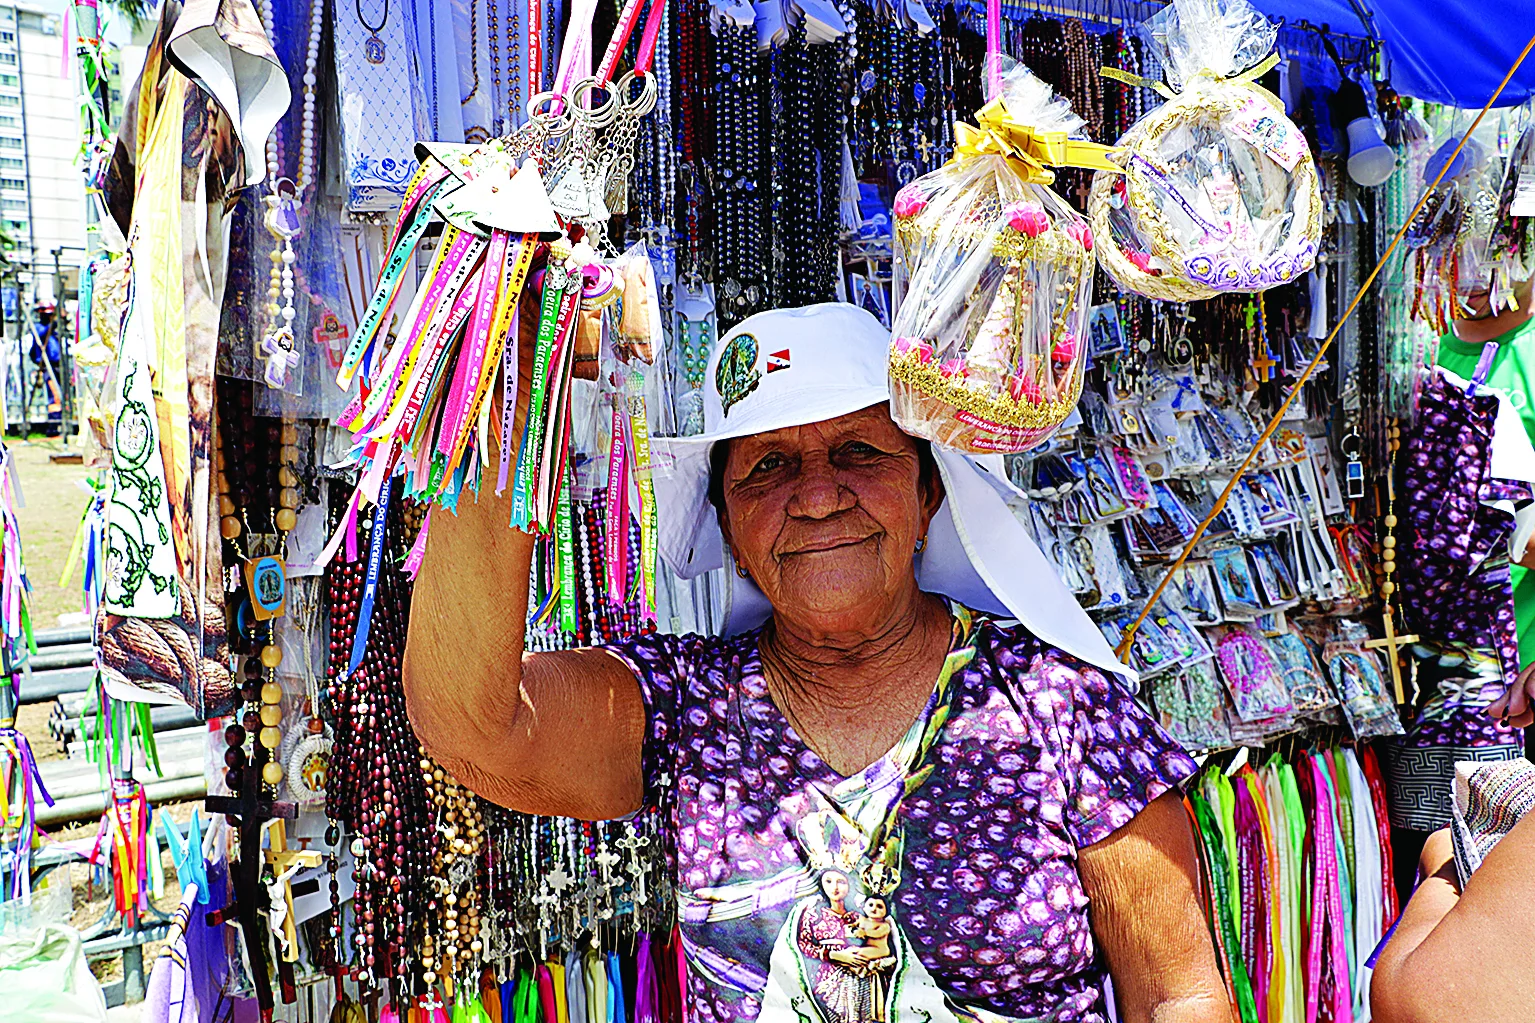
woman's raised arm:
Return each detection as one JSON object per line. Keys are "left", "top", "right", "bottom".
{"left": 402, "top": 295, "right": 647, "bottom": 820}
{"left": 403, "top": 476, "right": 648, "bottom": 820}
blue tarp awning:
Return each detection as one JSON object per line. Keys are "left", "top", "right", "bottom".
{"left": 1253, "top": 0, "right": 1535, "bottom": 108}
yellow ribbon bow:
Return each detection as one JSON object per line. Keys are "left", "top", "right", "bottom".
{"left": 951, "top": 98, "right": 1122, "bottom": 184}
{"left": 1100, "top": 51, "right": 1282, "bottom": 100}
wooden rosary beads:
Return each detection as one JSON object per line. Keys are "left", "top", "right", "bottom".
{"left": 419, "top": 752, "right": 486, "bottom": 990}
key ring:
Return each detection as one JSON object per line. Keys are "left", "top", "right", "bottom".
{"left": 614, "top": 70, "right": 658, "bottom": 118}
{"left": 1339, "top": 431, "right": 1363, "bottom": 462}
{"left": 526, "top": 91, "right": 576, "bottom": 137}
{"left": 568, "top": 76, "right": 620, "bottom": 129}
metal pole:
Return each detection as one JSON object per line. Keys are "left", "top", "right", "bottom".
{"left": 14, "top": 274, "right": 27, "bottom": 437}
{"left": 14, "top": 4, "right": 35, "bottom": 306}
{"left": 53, "top": 245, "right": 72, "bottom": 444}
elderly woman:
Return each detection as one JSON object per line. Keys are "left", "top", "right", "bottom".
{"left": 405, "top": 304, "right": 1230, "bottom": 1023}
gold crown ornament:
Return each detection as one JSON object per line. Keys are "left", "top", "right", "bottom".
{"left": 890, "top": 64, "right": 1117, "bottom": 454}
{"left": 1086, "top": 0, "right": 1322, "bottom": 302}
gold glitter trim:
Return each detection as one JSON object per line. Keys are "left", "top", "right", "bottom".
{"left": 889, "top": 354, "right": 1085, "bottom": 431}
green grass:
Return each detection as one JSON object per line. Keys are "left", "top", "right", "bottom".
{"left": 9, "top": 431, "right": 96, "bottom": 629}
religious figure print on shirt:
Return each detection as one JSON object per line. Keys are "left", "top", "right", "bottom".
{"left": 618, "top": 605, "right": 1198, "bottom": 1023}
{"left": 686, "top": 622, "right": 978, "bottom": 1023}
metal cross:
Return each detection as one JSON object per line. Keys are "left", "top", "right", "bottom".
{"left": 593, "top": 844, "right": 621, "bottom": 883}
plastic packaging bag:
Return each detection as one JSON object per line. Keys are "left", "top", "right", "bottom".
{"left": 889, "top": 63, "right": 1105, "bottom": 453}
{"left": 0, "top": 923, "right": 108, "bottom": 1023}
{"left": 1088, "top": 0, "right": 1321, "bottom": 300}
{"left": 1407, "top": 118, "right": 1533, "bottom": 332}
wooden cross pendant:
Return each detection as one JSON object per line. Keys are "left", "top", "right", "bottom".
{"left": 206, "top": 767, "right": 297, "bottom": 1015}
{"left": 1074, "top": 175, "right": 1092, "bottom": 209}
{"left": 1365, "top": 609, "right": 1418, "bottom": 704}
{"left": 263, "top": 819, "right": 322, "bottom": 963}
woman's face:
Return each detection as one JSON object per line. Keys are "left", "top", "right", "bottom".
{"left": 720, "top": 404, "right": 942, "bottom": 636}
{"left": 821, "top": 871, "right": 849, "bottom": 901}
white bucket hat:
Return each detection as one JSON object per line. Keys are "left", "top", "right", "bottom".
{"left": 649, "top": 302, "right": 1135, "bottom": 682}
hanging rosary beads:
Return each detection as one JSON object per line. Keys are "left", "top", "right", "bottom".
{"left": 257, "top": 0, "right": 324, "bottom": 388}
{"left": 1365, "top": 419, "right": 1419, "bottom": 703}
{"left": 325, "top": 490, "right": 434, "bottom": 985}
{"left": 419, "top": 751, "right": 486, "bottom": 989}
{"left": 712, "top": 18, "right": 769, "bottom": 327}
{"left": 772, "top": 23, "right": 843, "bottom": 308}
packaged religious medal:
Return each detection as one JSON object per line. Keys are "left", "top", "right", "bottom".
{"left": 1087, "top": 0, "right": 1322, "bottom": 301}
{"left": 889, "top": 62, "right": 1114, "bottom": 453}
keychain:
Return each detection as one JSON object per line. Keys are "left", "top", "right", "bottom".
{"left": 1161, "top": 303, "right": 1195, "bottom": 365}
{"left": 1340, "top": 431, "right": 1366, "bottom": 500}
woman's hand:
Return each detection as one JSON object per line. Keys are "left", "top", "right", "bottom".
{"left": 1487, "top": 661, "right": 1535, "bottom": 728}
{"left": 1079, "top": 792, "right": 1234, "bottom": 1023}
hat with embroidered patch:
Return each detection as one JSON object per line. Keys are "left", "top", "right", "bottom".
{"left": 648, "top": 302, "right": 1135, "bottom": 682}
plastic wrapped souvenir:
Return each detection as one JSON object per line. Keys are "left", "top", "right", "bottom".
{"left": 1088, "top": 0, "right": 1321, "bottom": 300}
{"left": 1406, "top": 122, "right": 1533, "bottom": 333}
{"left": 889, "top": 63, "right": 1114, "bottom": 453}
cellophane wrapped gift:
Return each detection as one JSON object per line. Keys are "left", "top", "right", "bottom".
{"left": 1087, "top": 0, "right": 1321, "bottom": 301}
{"left": 889, "top": 66, "right": 1099, "bottom": 454}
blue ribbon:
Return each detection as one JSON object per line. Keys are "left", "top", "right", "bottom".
{"left": 346, "top": 483, "right": 394, "bottom": 679}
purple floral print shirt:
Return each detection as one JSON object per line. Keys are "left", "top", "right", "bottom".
{"left": 1399, "top": 370, "right": 1529, "bottom": 749}
{"left": 610, "top": 611, "right": 1197, "bottom": 1023}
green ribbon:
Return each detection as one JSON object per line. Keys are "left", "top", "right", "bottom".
{"left": 336, "top": 178, "right": 452, "bottom": 388}
{"left": 511, "top": 266, "right": 570, "bottom": 532}
{"left": 557, "top": 463, "right": 576, "bottom": 635}
{"left": 1191, "top": 784, "right": 1259, "bottom": 1023}
{"left": 509, "top": 267, "right": 571, "bottom": 528}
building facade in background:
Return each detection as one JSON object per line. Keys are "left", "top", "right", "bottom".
{"left": 0, "top": 2, "right": 96, "bottom": 310}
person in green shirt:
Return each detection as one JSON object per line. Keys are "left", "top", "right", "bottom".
{"left": 1436, "top": 277, "right": 1535, "bottom": 725}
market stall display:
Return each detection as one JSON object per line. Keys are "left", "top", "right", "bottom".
{"left": 31, "top": 0, "right": 1535, "bottom": 1018}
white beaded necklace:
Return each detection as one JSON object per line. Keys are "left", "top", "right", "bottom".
{"left": 257, "top": 0, "right": 324, "bottom": 389}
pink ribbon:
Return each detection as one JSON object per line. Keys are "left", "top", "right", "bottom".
{"left": 606, "top": 401, "right": 631, "bottom": 604}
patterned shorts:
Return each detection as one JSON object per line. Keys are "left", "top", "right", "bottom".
{"left": 1382, "top": 740, "right": 1525, "bottom": 832}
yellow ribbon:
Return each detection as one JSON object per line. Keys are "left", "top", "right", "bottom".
{"left": 951, "top": 98, "right": 1121, "bottom": 184}
{"left": 1100, "top": 52, "right": 1282, "bottom": 100}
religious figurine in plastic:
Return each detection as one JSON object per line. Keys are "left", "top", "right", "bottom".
{"left": 265, "top": 177, "right": 302, "bottom": 239}
{"left": 1178, "top": 567, "right": 1217, "bottom": 624}
{"left": 260, "top": 177, "right": 304, "bottom": 388}
{"left": 1197, "top": 148, "right": 1255, "bottom": 246}
{"left": 261, "top": 328, "right": 300, "bottom": 388}
{"left": 966, "top": 266, "right": 1024, "bottom": 378}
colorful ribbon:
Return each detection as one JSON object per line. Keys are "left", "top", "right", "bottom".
{"left": 1100, "top": 52, "right": 1282, "bottom": 100}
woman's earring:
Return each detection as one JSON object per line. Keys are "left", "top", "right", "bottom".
{"left": 734, "top": 559, "right": 751, "bottom": 580}
{"left": 914, "top": 535, "right": 928, "bottom": 554}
